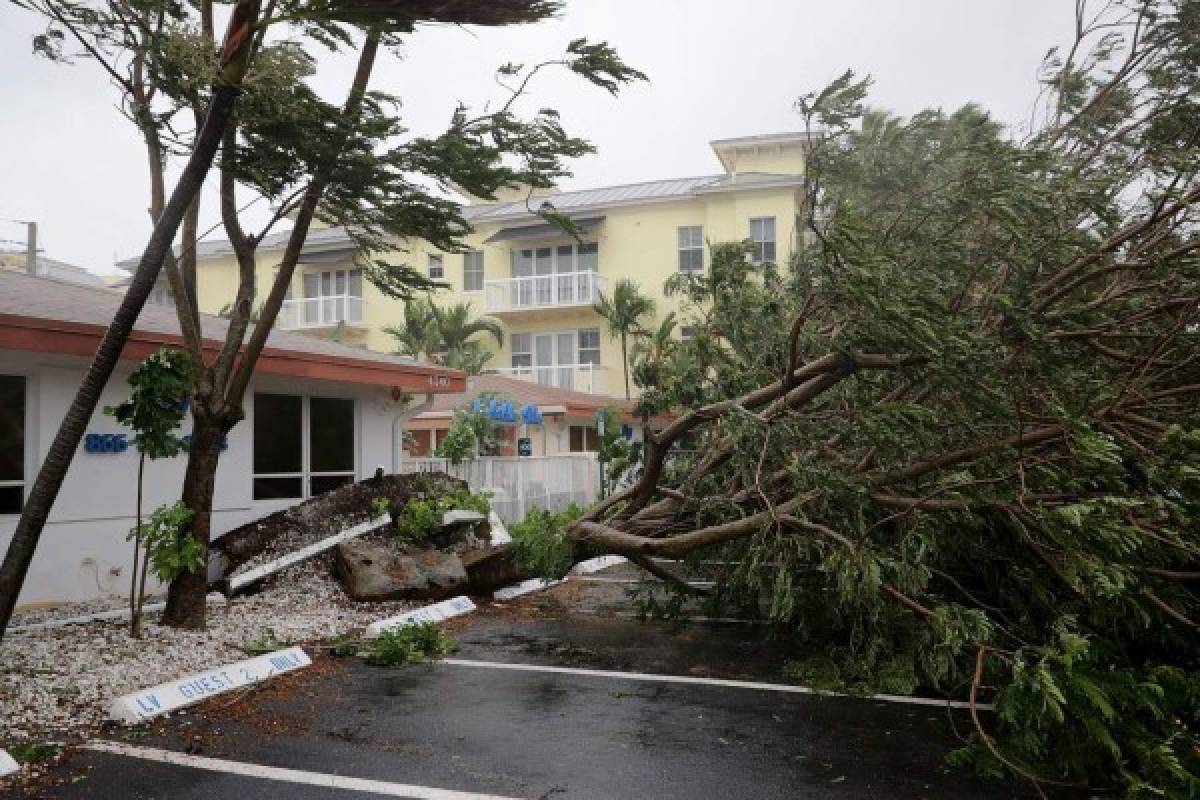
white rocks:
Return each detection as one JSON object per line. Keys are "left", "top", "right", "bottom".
{"left": 0, "top": 561, "right": 416, "bottom": 742}
{"left": 109, "top": 647, "right": 311, "bottom": 724}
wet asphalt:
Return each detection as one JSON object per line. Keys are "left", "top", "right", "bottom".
{"left": 25, "top": 575, "right": 1027, "bottom": 799}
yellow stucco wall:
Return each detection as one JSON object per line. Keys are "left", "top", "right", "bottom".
{"left": 194, "top": 143, "right": 805, "bottom": 399}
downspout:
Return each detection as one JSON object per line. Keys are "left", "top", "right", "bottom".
{"left": 392, "top": 392, "right": 434, "bottom": 473}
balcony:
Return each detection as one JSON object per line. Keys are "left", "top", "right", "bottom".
{"left": 278, "top": 295, "right": 366, "bottom": 331}
{"left": 482, "top": 271, "right": 607, "bottom": 317}
{"left": 493, "top": 364, "right": 609, "bottom": 395}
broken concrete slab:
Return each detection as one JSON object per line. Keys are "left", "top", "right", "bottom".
{"left": 0, "top": 749, "right": 19, "bottom": 778}
{"left": 334, "top": 541, "right": 467, "bottom": 602}
{"left": 427, "top": 509, "right": 491, "bottom": 554}
{"left": 210, "top": 472, "right": 467, "bottom": 582}
{"left": 226, "top": 514, "right": 391, "bottom": 595}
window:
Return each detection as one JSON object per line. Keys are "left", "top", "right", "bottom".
{"left": 578, "top": 328, "right": 601, "bottom": 365}
{"left": 511, "top": 333, "right": 533, "bottom": 371}
{"left": 749, "top": 217, "right": 776, "bottom": 263}
{"left": 680, "top": 325, "right": 698, "bottom": 342}
{"left": 253, "top": 393, "right": 355, "bottom": 500}
{"left": 463, "top": 251, "right": 484, "bottom": 292}
{"left": 428, "top": 254, "right": 444, "bottom": 280}
{"left": 301, "top": 268, "right": 363, "bottom": 326}
{"left": 308, "top": 397, "right": 355, "bottom": 495}
{"left": 569, "top": 425, "right": 601, "bottom": 452}
{"left": 678, "top": 226, "right": 704, "bottom": 272}
{"left": 0, "top": 375, "right": 25, "bottom": 514}
{"left": 577, "top": 242, "right": 599, "bottom": 272}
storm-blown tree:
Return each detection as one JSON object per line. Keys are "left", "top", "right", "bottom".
{"left": 385, "top": 298, "right": 504, "bottom": 375}
{"left": 561, "top": 4, "right": 1200, "bottom": 796}
{"left": 6, "top": 0, "right": 644, "bottom": 631}
{"left": 594, "top": 278, "right": 656, "bottom": 399}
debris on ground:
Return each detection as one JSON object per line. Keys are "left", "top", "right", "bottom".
{"left": 0, "top": 559, "right": 416, "bottom": 743}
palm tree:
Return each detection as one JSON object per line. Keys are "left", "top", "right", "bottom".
{"left": 630, "top": 311, "right": 677, "bottom": 390}
{"left": 431, "top": 302, "right": 504, "bottom": 358}
{"left": 383, "top": 297, "right": 440, "bottom": 359}
{"left": 385, "top": 298, "right": 504, "bottom": 375}
{"left": 594, "top": 279, "right": 656, "bottom": 399}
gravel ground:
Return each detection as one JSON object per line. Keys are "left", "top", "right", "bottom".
{"left": 0, "top": 557, "right": 415, "bottom": 744}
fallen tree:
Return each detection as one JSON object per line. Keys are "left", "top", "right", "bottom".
{"left": 556, "top": 5, "right": 1200, "bottom": 796}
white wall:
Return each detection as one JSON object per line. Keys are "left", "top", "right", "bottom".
{"left": 0, "top": 351, "right": 407, "bottom": 609}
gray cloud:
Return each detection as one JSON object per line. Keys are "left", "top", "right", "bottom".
{"left": 0, "top": 0, "right": 1073, "bottom": 272}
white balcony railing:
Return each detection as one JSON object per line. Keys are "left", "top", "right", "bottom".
{"left": 494, "top": 364, "right": 608, "bottom": 395}
{"left": 278, "top": 295, "right": 365, "bottom": 330}
{"left": 483, "top": 271, "right": 607, "bottom": 314}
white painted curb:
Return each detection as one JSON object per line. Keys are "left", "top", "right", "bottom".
{"left": 364, "top": 596, "right": 476, "bottom": 639}
{"left": 228, "top": 515, "right": 390, "bottom": 593}
{"left": 571, "top": 555, "right": 628, "bottom": 574}
{"left": 487, "top": 511, "right": 511, "bottom": 545}
{"left": 0, "top": 749, "right": 19, "bottom": 778}
{"left": 492, "top": 578, "right": 563, "bottom": 600}
{"left": 10, "top": 593, "right": 225, "bottom": 634}
{"left": 491, "top": 555, "right": 627, "bottom": 601}
{"left": 108, "top": 647, "right": 311, "bottom": 724}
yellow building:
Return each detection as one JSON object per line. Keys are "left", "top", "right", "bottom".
{"left": 193, "top": 132, "right": 810, "bottom": 399}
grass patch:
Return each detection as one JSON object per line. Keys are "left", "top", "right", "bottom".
{"left": 9, "top": 741, "right": 62, "bottom": 764}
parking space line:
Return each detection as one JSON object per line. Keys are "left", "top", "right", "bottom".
{"left": 81, "top": 741, "right": 525, "bottom": 800}
{"left": 439, "top": 658, "right": 991, "bottom": 711}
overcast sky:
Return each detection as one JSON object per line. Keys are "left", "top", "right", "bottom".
{"left": 0, "top": 1, "right": 1074, "bottom": 273}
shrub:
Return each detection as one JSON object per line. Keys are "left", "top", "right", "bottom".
{"left": 362, "top": 623, "right": 455, "bottom": 667}
{"left": 508, "top": 503, "right": 587, "bottom": 580}
{"left": 393, "top": 488, "right": 491, "bottom": 543}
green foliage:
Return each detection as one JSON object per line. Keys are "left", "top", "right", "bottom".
{"left": 362, "top": 623, "right": 455, "bottom": 667}
{"left": 129, "top": 502, "right": 203, "bottom": 583}
{"left": 393, "top": 488, "right": 491, "bottom": 543}
{"left": 385, "top": 297, "right": 503, "bottom": 375}
{"left": 370, "top": 496, "right": 391, "bottom": 518}
{"left": 436, "top": 397, "right": 502, "bottom": 464}
{"left": 508, "top": 503, "right": 586, "bottom": 580}
{"left": 594, "top": 278, "right": 657, "bottom": 399}
{"left": 593, "top": 8, "right": 1200, "bottom": 796}
{"left": 105, "top": 347, "right": 192, "bottom": 460}
{"left": 9, "top": 741, "right": 62, "bottom": 764}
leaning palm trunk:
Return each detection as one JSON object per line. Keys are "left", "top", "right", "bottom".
{"left": 0, "top": 3, "right": 261, "bottom": 639}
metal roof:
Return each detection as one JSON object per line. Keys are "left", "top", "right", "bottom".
{"left": 0, "top": 269, "right": 439, "bottom": 373}
{"left": 150, "top": 168, "right": 804, "bottom": 262}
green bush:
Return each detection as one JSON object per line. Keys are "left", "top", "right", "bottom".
{"left": 508, "top": 503, "right": 587, "bottom": 580}
{"left": 362, "top": 623, "right": 455, "bottom": 667}
{"left": 393, "top": 488, "right": 490, "bottom": 543}
{"left": 130, "top": 502, "right": 203, "bottom": 584}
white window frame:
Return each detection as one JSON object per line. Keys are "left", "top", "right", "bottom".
{"left": 463, "top": 251, "right": 484, "bottom": 292}
{"left": 511, "top": 329, "right": 600, "bottom": 389}
{"left": 677, "top": 226, "right": 704, "bottom": 272}
{"left": 749, "top": 217, "right": 777, "bottom": 263}
{"left": 252, "top": 393, "right": 358, "bottom": 501}
{"left": 428, "top": 254, "right": 444, "bottom": 280}
{"left": 0, "top": 373, "right": 28, "bottom": 516}
{"left": 578, "top": 328, "right": 601, "bottom": 365}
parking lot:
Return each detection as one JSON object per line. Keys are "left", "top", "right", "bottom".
{"left": 25, "top": 576, "right": 1021, "bottom": 799}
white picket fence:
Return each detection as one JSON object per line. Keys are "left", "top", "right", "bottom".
{"left": 397, "top": 454, "right": 599, "bottom": 522}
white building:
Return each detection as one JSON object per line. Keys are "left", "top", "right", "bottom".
{"left": 0, "top": 271, "right": 464, "bottom": 608}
